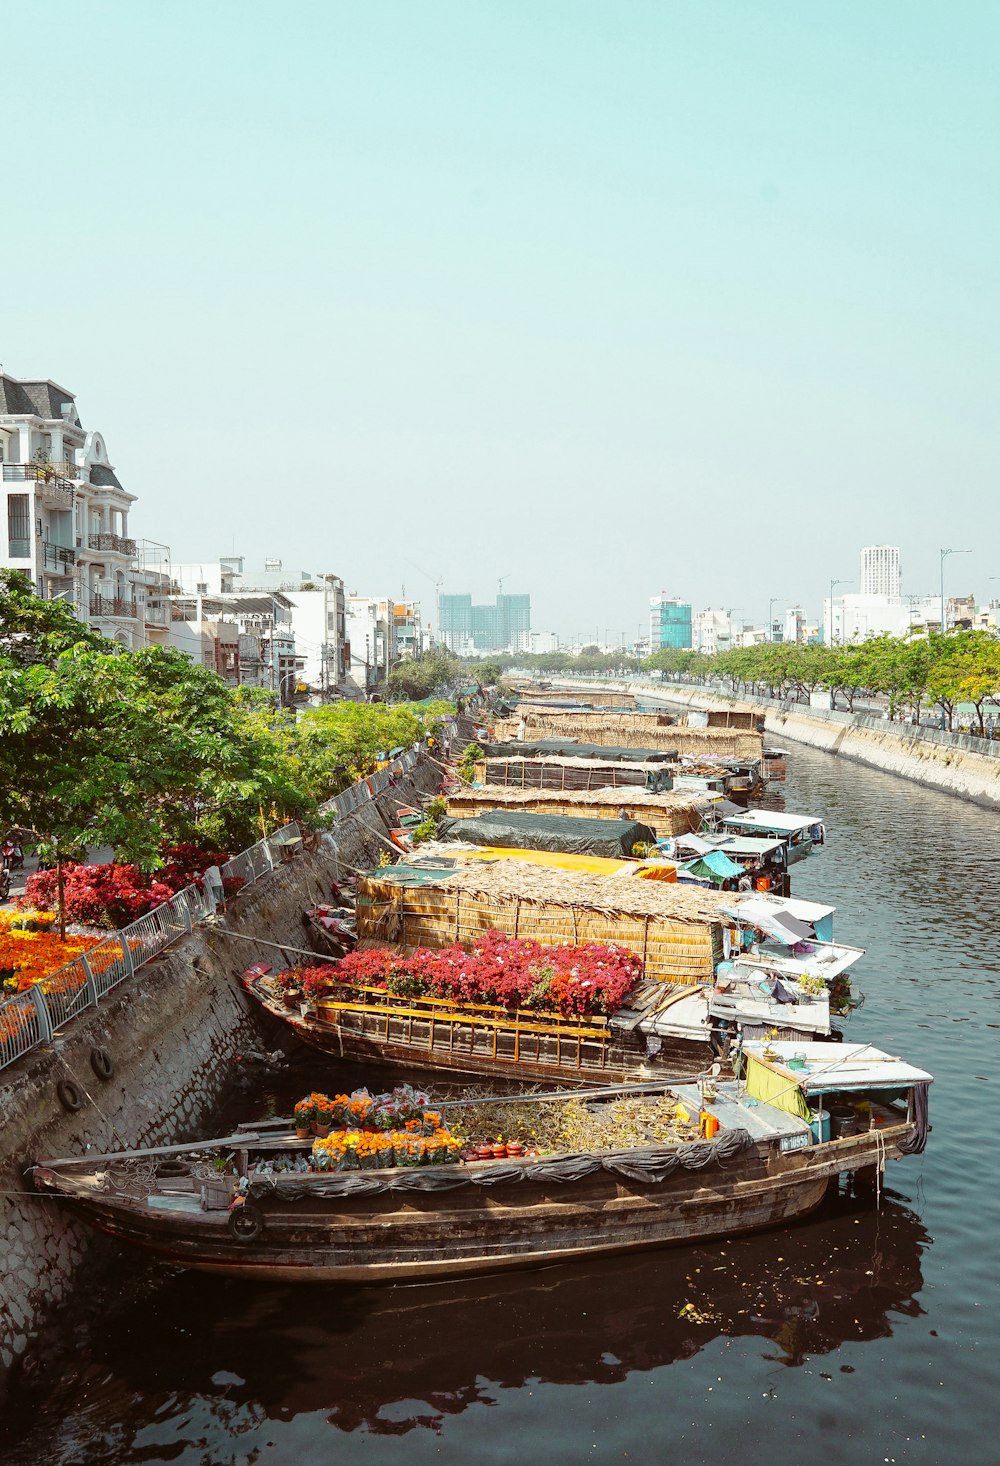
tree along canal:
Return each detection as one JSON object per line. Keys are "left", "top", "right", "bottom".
{"left": 1, "top": 742, "right": 997, "bottom": 1466}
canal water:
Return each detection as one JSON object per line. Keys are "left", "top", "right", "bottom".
{"left": 2, "top": 743, "right": 998, "bottom": 1465}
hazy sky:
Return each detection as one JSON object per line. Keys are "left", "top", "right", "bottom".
{"left": 3, "top": 2, "right": 997, "bottom": 640}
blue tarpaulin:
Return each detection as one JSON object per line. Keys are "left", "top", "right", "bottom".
{"left": 683, "top": 850, "right": 745, "bottom": 885}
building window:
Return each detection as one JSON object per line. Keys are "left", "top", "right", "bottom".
{"left": 7, "top": 494, "right": 30, "bottom": 557}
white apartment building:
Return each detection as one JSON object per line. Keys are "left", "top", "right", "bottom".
{"left": 344, "top": 595, "right": 399, "bottom": 697}
{"left": 692, "top": 608, "right": 733, "bottom": 656}
{"left": 860, "top": 545, "right": 901, "bottom": 598}
{"left": 526, "top": 630, "right": 560, "bottom": 655}
{"left": 172, "top": 557, "right": 348, "bottom": 697}
{"left": 0, "top": 374, "right": 152, "bottom": 647}
{"left": 783, "top": 606, "right": 808, "bottom": 644}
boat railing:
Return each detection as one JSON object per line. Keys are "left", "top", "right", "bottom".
{"left": 316, "top": 980, "right": 610, "bottom": 1029}
{"left": 316, "top": 989, "right": 612, "bottom": 1069}
{"left": 0, "top": 745, "right": 429, "bottom": 1077}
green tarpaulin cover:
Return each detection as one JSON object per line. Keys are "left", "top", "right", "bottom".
{"left": 437, "top": 810, "right": 657, "bottom": 858}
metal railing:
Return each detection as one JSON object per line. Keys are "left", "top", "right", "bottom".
{"left": 0, "top": 746, "right": 426, "bottom": 1076}
{"left": 42, "top": 541, "right": 76, "bottom": 570}
{"left": 90, "top": 594, "right": 139, "bottom": 619}
{"left": 2, "top": 461, "right": 77, "bottom": 486}
{"left": 88, "top": 532, "right": 137, "bottom": 556}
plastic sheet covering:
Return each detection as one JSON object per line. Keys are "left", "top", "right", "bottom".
{"left": 436, "top": 811, "right": 657, "bottom": 858}
{"left": 484, "top": 741, "right": 677, "bottom": 763}
{"left": 743, "top": 1055, "right": 812, "bottom": 1120}
{"left": 246, "top": 1131, "right": 753, "bottom": 1203}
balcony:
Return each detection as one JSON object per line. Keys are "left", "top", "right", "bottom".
{"left": 89, "top": 594, "right": 139, "bottom": 620}
{"left": 88, "top": 532, "right": 136, "bottom": 557}
{"left": 143, "top": 603, "right": 169, "bottom": 627}
{"left": 2, "top": 462, "right": 75, "bottom": 507}
{"left": 42, "top": 541, "right": 76, "bottom": 571}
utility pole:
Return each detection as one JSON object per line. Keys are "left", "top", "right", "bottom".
{"left": 939, "top": 547, "right": 971, "bottom": 727}
{"left": 828, "top": 579, "right": 852, "bottom": 645}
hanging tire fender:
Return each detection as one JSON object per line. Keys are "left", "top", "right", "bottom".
{"left": 56, "top": 1078, "right": 84, "bottom": 1113}
{"left": 90, "top": 1047, "right": 114, "bottom": 1081}
{"left": 228, "top": 1199, "right": 263, "bottom": 1243}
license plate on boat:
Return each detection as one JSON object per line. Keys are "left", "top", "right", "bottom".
{"left": 780, "top": 1132, "right": 811, "bottom": 1153}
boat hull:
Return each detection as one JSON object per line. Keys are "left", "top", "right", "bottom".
{"left": 34, "top": 1127, "right": 908, "bottom": 1284}
{"left": 251, "top": 985, "right": 712, "bottom": 1086}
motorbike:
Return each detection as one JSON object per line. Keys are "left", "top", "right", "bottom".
{"left": 1, "top": 838, "right": 24, "bottom": 871}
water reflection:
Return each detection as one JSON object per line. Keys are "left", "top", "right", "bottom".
{"left": 1, "top": 1191, "right": 928, "bottom": 1458}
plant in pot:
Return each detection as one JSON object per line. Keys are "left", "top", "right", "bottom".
{"left": 293, "top": 1097, "right": 315, "bottom": 1139}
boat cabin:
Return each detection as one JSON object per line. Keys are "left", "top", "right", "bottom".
{"left": 718, "top": 810, "right": 825, "bottom": 863}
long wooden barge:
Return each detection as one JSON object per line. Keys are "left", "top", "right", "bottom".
{"left": 31, "top": 1045, "right": 931, "bottom": 1282}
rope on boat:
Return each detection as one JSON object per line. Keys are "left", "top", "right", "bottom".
{"left": 244, "top": 1128, "right": 755, "bottom": 1202}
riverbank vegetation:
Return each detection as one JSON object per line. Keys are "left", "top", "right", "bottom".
{"left": 0, "top": 572, "right": 451, "bottom": 871}
{"left": 484, "top": 632, "right": 1000, "bottom": 734}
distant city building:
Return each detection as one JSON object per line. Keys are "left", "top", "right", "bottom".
{"left": 345, "top": 595, "right": 398, "bottom": 696}
{"left": 693, "top": 608, "right": 733, "bottom": 656}
{"left": 783, "top": 606, "right": 807, "bottom": 644}
{"left": 0, "top": 373, "right": 154, "bottom": 648}
{"left": 172, "top": 557, "right": 348, "bottom": 696}
{"left": 526, "top": 630, "right": 560, "bottom": 655}
{"left": 860, "top": 545, "right": 901, "bottom": 598}
{"left": 392, "top": 600, "right": 426, "bottom": 661}
{"left": 649, "top": 595, "right": 692, "bottom": 651}
{"left": 439, "top": 591, "right": 531, "bottom": 654}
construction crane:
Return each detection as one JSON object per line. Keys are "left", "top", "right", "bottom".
{"left": 498, "top": 573, "right": 512, "bottom": 597}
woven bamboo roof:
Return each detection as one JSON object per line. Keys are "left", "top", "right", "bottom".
{"left": 452, "top": 784, "right": 710, "bottom": 812}
{"left": 480, "top": 753, "right": 676, "bottom": 772}
{"left": 369, "top": 858, "right": 738, "bottom": 923}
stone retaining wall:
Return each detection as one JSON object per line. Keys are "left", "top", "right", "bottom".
{"left": 0, "top": 756, "right": 439, "bottom": 1392}
{"left": 649, "top": 684, "right": 1000, "bottom": 809}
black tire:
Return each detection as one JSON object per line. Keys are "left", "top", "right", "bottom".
{"left": 0, "top": 872, "right": 9, "bottom": 902}
{"left": 90, "top": 1047, "right": 114, "bottom": 1081}
{"left": 155, "top": 1159, "right": 192, "bottom": 1179}
{"left": 56, "top": 1079, "right": 84, "bottom": 1113}
{"left": 227, "top": 1201, "right": 263, "bottom": 1242}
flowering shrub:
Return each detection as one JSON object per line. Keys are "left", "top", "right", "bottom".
{"left": 282, "top": 933, "right": 644, "bottom": 1020}
{"left": 0, "top": 913, "right": 102, "bottom": 994}
{"left": 23, "top": 846, "right": 230, "bottom": 930}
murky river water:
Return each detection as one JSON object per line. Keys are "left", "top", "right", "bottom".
{"left": 2, "top": 743, "right": 998, "bottom": 1465}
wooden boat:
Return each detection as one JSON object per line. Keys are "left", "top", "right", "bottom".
{"left": 31, "top": 1043, "right": 931, "bottom": 1282}
{"left": 244, "top": 967, "right": 716, "bottom": 1082}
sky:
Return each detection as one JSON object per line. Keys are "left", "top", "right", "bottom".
{"left": 2, "top": 1, "right": 998, "bottom": 641}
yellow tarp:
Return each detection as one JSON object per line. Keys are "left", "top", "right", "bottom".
{"left": 453, "top": 848, "right": 677, "bottom": 880}
{"left": 743, "top": 1055, "right": 812, "bottom": 1120}
{"left": 631, "top": 863, "right": 679, "bottom": 883}
{"left": 454, "top": 848, "right": 633, "bottom": 876}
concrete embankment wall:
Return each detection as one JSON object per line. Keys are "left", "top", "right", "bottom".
{"left": 648, "top": 683, "right": 1000, "bottom": 809}
{"left": 0, "top": 756, "right": 439, "bottom": 1389}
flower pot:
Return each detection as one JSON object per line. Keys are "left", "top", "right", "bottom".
{"left": 294, "top": 1126, "right": 310, "bottom": 1140}
{"left": 282, "top": 994, "right": 300, "bottom": 1009}
{"left": 313, "top": 1123, "right": 331, "bottom": 1139}
{"left": 492, "top": 1145, "right": 508, "bottom": 1159}
{"left": 505, "top": 1142, "right": 524, "bottom": 1157}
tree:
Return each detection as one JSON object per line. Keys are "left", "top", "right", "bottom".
{"left": 387, "top": 649, "right": 459, "bottom": 701}
{"left": 297, "top": 701, "right": 447, "bottom": 798}
{"left": 0, "top": 644, "right": 314, "bottom": 868}
{"left": 0, "top": 569, "right": 105, "bottom": 664}
{"left": 926, "top": 629, "right": 1000, "bottom": 735}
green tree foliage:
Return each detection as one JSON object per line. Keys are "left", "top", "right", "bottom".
{"left": 387, "top": 648, "right": 459, "bottom": 700}
{"left": 297, "top": 701, "right": 447, "bottom": 799}
{"left": 0, "top": 574, "right": 451, "bottom": 867}
{"left": 0, "top": 641, "right": 312, "bottom": 865}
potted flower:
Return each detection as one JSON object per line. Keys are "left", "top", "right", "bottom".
{"left": 293, "top": 1097, "right": 315, "bottom": 1139}
{"left": 312, "top": 1093, "right": 334, "bottom": 1136}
